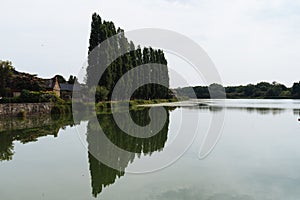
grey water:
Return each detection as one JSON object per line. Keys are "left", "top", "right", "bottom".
{"left": 1, "top": 99, "right": 300, "bottom": 200}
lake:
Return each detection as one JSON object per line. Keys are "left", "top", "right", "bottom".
{"left": 1, "top": 99, "right": 300, "bottom": 200}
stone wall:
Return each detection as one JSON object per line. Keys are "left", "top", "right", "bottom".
{"left": 0, "top": 103, "right": 53, "bottom": 117}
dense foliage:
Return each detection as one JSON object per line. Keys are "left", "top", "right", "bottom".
{"left": 0, "top": 90, "right": 63, "bottom": 104}
{"left": 0, "top": 61, "right": 46, "bottom": 97}
{"left": 176, "top": 82, "right": 300, "bottom": 99}
{"left": 86, "top": 13, "right": 171, "bottom": 101}
{"left": 0, "top": 60, "right": 79, "bottom": 104}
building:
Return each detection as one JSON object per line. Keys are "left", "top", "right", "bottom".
{"left": 44, "top": 78, "right": 83, "bottom": 99}
{"left": 59, "top": 83, "right": 82, "bottom": 99}
{"left": 45, "top": 77, "right": 61, "bottom": 97}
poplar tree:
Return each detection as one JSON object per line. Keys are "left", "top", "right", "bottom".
{"left": 86, "top": 13, "right": 171, "bottom": 101}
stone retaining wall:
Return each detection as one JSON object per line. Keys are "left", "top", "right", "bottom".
{"left": 0, "top": 103, "right": 53, "bottom": 117}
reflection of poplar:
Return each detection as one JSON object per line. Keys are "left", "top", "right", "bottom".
{"left": 88, "top": 153, "right": 124, "bottom": 197}
{"left": 86, "top": 108, "right": 170, "bottom": 197}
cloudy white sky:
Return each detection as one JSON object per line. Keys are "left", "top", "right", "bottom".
{"left": 1, "top": 0, "right": 300, "bottom": 87}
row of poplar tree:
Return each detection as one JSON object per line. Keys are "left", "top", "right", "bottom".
{"left": 86, "top": 13, "right": 170, "bottom": 101}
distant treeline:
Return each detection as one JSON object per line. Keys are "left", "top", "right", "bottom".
{"left": 86, "top": 13, "right": 171, "bottom": 101}
{"left": 176, "top": 82, "right": 300, "bottom": 99}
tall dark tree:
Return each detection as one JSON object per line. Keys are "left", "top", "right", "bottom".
{"left": 86, "top": 13, "right": 171, "bottom": 101}
{"left": 88, "top": 13, "right": 102, "bottom": 54}
{"left": 52, "top": 75, "right": 66, "bottom": 83}
{"left": 0, "top": 61, "right": 14, "bottom": 97}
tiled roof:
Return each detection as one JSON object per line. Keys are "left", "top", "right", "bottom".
{"left": 59, "top": 83, "right": 82, "bottom": 92}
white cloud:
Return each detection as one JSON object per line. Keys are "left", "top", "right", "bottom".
{"left": 0, "top": 0, "right": 299, "bottom": 86}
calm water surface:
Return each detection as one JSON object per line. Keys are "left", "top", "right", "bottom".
{"left": 1, "top": 99, "right": 300, "bottom": 200}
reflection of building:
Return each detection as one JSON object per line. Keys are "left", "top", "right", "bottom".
{"left": 87, "top": 108, "right": 170, "bottom": 198}
{"left": 0, "top": 114, "right": 75, "bottom": 162}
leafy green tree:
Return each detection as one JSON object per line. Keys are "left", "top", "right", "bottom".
{"left": 0, "top": 61, "right": 14, "bottom": 97}
{"left": 257, "top": 82, "right": 272, "bottom": 92}
{"left": 292, "top": 82, "right": 300, "bottom": 98}
{"left": 280, "top": 90, "right": 291, "bottom": 97}
{"left": 178, "top": 81, "right": 295, "bottom": 99}
{"left": 53, "top": 75, "right": 66, "bottom": 83}
{"left": 244, "top": 84, "right": 255, "bottom": 97}
{"left": 67, "top": 75, "right": 77, "bottom": 84}
{"left": 95, "top": 86, "right": 109, "bottom": 101}
{"left": 208, "top": 83, "right": 226, "bottom": 99}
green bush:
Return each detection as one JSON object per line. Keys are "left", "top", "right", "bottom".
{"left": 17, "top": 90, "right": 64, "bottom": 103}
{"left": 0, "top": 97, "right": 19, "bottom": 103}
{"left": 95, "top": 86, "right": 109, "bottom": 102}
{"left": 96, "top": 102, "right": 107, "bottom": 110}
{"left": 0, "top": 90, "right": 63, "bottom": 103}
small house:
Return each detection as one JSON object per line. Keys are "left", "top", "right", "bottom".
{"left": 59, "top": 83, "right": 82, "bottom": 99}
{"left": 45, "top": 78, "right": 61, "bottom": 97}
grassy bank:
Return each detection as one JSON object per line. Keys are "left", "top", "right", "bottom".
{"left": 0, "top": 99, "right": 177, "bottom": 119}
{"left": 95, "top": 99, "right": 178, "bottom": 114}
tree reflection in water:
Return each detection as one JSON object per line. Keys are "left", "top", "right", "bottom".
{"left": 87, "top": 107, "right": 171, "bottom": 197}
{"left": 0, "top": 114, "right": 75, "bottom": 162}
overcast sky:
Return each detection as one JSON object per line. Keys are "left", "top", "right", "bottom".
{"left": 1, "top": 0, "right": 300, "bottom": 87}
